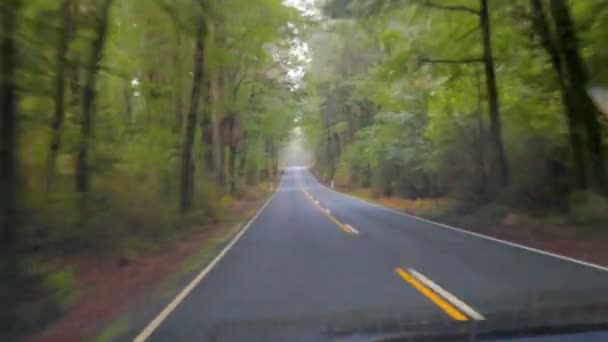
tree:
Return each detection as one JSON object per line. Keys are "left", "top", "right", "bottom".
{"left": 479, "top": 0, "right": 509, "bottom": 186}
{"left": 418, "top": 0, "right": 509, "bottom": 187}
{"left": 527, "top": 0, "right": 606, "bottom": 191}
{"left": 75, "top": 0, "right": 114, "bottom": 196}
{"left": 307, "top": 0, "right": 607, "bottom": 207}
{"left": 549, "top": 0, "right": 605, "bottom": 191}
{"left": 2, "top": 0, "right": 301, "bottom": 333}
{"left": 529, "top": 0, "right": 587, "bottom": 189}
{"left": 1, "top": 0, "right": 21, "bottom": 337}
{"left": 180, "top": 24, "right": 206, "bottom": 212}
{"left": 46, "top": 0, "right": 74, "bottom": 191}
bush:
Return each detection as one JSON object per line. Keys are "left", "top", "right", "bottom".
{"left": 196, "top": 179, "right": 223, "bottom": 222}
{"left": 541, "top": 213, "right": 568, "bottom": 226}
{"left": 420, "top": 203, "right": 454, "bottom": 221}
{"left": 454, "top": 202, "right": 510, "bottom": 228}
{"left": 334, "top": 160, "right": 352, "bottom": 188}
{"left": 20, "top": 192, "right": 80, "bottom": 253}
{"left": 43, "top": 270, "right": 79, "bottom": 311}
{"left": 568, "top": 191, "right": 608, "bottom": 226}
{"left": 220, "top": 194, "right": 234, "bottom": 210}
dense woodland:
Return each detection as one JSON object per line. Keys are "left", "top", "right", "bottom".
{"left": 1, "top": 0, "right": 303, "bottom": 336}
{"left": 303, "top": 0, "right": 608, "bottom": 219}
{"left": 3, "top": 0, "right": 608, "bottom": 338}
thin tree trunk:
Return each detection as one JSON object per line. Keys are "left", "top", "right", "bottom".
{"left": 46, "top": 0, "right": 73, "bottom": 191}
{"left": 210, "top": 65, "right": 223, "bottom": 185}
{"left": 474, "top": 68, "right": 488, "bottom": 195}
{"left": 69, "top": 55, "right": 80, "bottom": 108}
{"left": 201, "top": 80, "right": 214, "bottom": 173}
{"left": 530, "top": 0, "right": 588, "bottom": 189}
{"left": 229, "top": 145, "right": 237, "bottom": 194}
{"left": 124, "top": 80, "right": 132, "bottom": 121}
{"left": 480, "top": 0, "right": 509, "bottom": 187}
{"left": 75, "top": 0, "right": 113, "bottom": 195}
{"left": 272, "top": 147, "right": 279, "bottom": 178}
{"left": 238, "top": 146, "right": 247, "bottom": 177}
{"left": 0, "top": 0, "right": 20, "bottom": 337}
{"left": 325, "top": 128, "right": 335, "bottom": 180}
{"left": 173, "top": 30, "right": 184, "bottom": 134}
{"left": 550, "top": 0, "right": 606, "bottom": 191}
{"left": 180, "top": 27, "right": 206, "bottom": 212}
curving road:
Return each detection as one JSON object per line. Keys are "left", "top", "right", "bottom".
{"left": 136, "top": 167, "right": 608, "bottom": 341}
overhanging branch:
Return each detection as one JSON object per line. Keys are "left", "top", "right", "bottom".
{"left": 418, "top": 57, "right": 484, "bottom": 64}
{"left": 422, "top": 1, "right": 480, "bottom": 15}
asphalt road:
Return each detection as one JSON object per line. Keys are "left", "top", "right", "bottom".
{"left": 139, "top": 167, "right": 608, "bottom": 341}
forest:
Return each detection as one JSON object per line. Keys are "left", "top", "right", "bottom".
{"left": 1, "top": 0, "right": 303, "bottom": 337}
{"left": 3, "top": 0, "right": 608, "bottom": 339}
{"left": 303, "top": 0, "right": 608, "bottom": 226}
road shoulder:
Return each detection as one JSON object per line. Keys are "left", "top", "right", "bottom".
{"left": 309, "top": 175, "right": 608, "bottom": 270}
{"left": 27, "top": 184, "right": 277, "bottom": 342}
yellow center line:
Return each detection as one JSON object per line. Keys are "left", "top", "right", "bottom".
{"left": 395, "top": 267, "right": 468, "bottom": 321}
{"left": 300, "top": 187, "right": 352, "bottom": 234}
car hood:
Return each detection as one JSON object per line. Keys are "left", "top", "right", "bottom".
{"left": 206, "top": 301, "right": 608, "bottom": 341}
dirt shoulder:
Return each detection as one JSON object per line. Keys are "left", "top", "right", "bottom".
{"left": 26, "top": 187, "right": 274, "bottom": 342}
{"left": 344, "top": 188, "right": 608, "bottom": 268}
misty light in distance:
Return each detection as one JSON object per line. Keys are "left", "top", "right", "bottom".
{"left": 279, "top": 126, "right": 314, "bottom": 168}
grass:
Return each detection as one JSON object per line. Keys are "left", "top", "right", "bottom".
{"left": 172, "top": 222, "right": 249, "bottom": 287}
{"left": 43, "top": 269, "right": 80, "bottom": 311}
{"left": 94, "top": 317, "right": 131, "bottom": 342}
{"left": 349, "top": 187, "right": 374, "bottom": 200}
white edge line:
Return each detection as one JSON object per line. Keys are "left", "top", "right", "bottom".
{"left": 408, "top": 268, "right": 485, "bottom": 320}
{"left": 133, "top": 176, "right": 284, "bottom": 342}
{"left": 345, "top": 224, "right": 359, "bottom": 235}
{"left": 304, "top": 170, "right": 608, "bottom": 273}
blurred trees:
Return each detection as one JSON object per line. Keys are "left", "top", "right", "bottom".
{"left": 1, "top": 0, "right": 21, "bottom": 337}
{"left": 306, "top": 0, "right": 608, "bottom": 209}
{"left": 2, "top": 0, "right": 299, "bottom": 244}
{"left": 0, "top": 0, "right": 301, "bottom": 333}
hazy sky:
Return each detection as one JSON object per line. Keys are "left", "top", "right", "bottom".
{"left": 283, "top": 0, "right": 317, "bottom": 89}
{"left": 283, "top": 0, "right": 320, "bottom": 17}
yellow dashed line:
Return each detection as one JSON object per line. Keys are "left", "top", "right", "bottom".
{"left": 300, "top": 187, "right": 353, "bottom": 235}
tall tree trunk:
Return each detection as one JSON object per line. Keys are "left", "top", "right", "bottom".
{"left": 238, "top": 148, "right": 247, "bottom": 177}
{"left": 210, "top": 65, "right": 223, "bottom": 185}
{"left": 550, "top": 0, "right": 606, "bottom": 191}
{"left": 474, "top": 68, "right": 488, "bottom": 195}
{"left": 530, "top": 0, "right": 588, "bottom": 189}
{"left": 480, "top": 0, "right": 509, "bottom": 187}
{"left": 229, "top": 145, "right": 237, "bottom": 194}
{"left": 69, "top": 55, "right": 80, "bottom": 108}
{"left": 0, "top": 0, "right": 20, "bottom": 337}
{"left": 173, "top": 30, "right": 184, "bottom": 134}
{"left": 180, "top": 27, "right": 206, "bottom": 212}
{"left": 46, "top": 0, "right": 73, "bottom": 191}
{"left": 75, "top": 0, "right": 113, "bottom": 195}
{"left": 325, "top": 128, "right": 335, "bottom": 180}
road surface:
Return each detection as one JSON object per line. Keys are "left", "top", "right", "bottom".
{"left": 137, "top": 168, "right": 608, "bottom": 341}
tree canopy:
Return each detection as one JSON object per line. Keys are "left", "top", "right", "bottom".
{"left": 303, "top": 0, "right": 608, "bottom": 207}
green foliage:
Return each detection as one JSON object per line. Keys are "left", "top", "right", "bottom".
{"left": 5, "top": 0, "right": 303, "bottom": 332}
{"left": 43, "top": 270, "right": 79, "bottom": 311}
{"left": 11, "top": 0, "right": 301, "bottom": 252}
{"left": 305, "top": 0, "right": 608, "bottom": 219}
{"left": 568, "top": 191, "right": 608, "bottom": 226}
{"left": 95, "top": 317, "right": 131, "bottom": 342}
